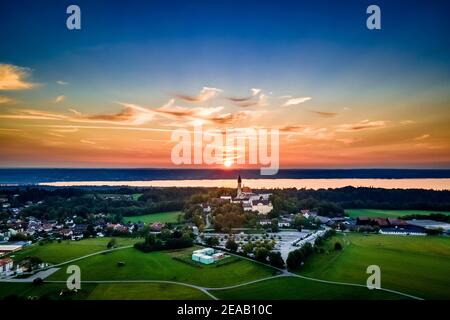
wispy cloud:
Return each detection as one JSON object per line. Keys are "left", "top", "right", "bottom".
{"left": 73, "top": 102, "right": 154, "bottom": 125}
{"left": 0, "top": 64, "right": 36, "bottom": 90}
{"left": 227, "top": 89, "right": 268, "bottom": 108}
{"left": 414, "top": 134, "right": 430, "bottom": 141}
{"left": 80, "top": 139, "right": 96, "bottom": 145}
{"left": 0, "top": 109, "right": 69, "bottom": 121}
{"left": 401, "top": 120, "right": 416, "bottom": 125}
{"left": 335, "top": 119, "right": 387, "bottom": 132}
{"left": 173, "top": 86, "right": 222, "bottom": 102}
{"left": 308, "top": 110, "right": 338, "bottom": 118}
{"left": 279, "top": 125, "right": 334, "bottom": 140}
{"left": 54, "top": 95, "right": 65, "bottom": 103}
{"left": 56, "top": 80, "right": 68, "bottom": 85}
{"left": 0, "top": 95, "right": 17, "bottom": 104}
{"left": 282, "top": 97, "right": 312, "bottom": 107}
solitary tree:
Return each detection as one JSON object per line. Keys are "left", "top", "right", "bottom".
{"left": 107, "top": 238, "right": 117, "bottom": 249}
{"left": 225, "top": 238, "right": 238, "bottom": 252}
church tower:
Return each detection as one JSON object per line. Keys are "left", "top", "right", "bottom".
{"left": 237, "top": 175, "right": 242, "bottom": 196}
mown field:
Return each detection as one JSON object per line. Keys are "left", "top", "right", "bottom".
{"left": 46, "top": 245, "right": 275, "bottom": 288}
{"left": 345, "top": 209, "right": 450, "bottom": 218}
{"left": 0, "top": 282, "right": 211, "bottom": 300}
{"left": 300, "top": 233, "right": 450, "bottom": 299}
{"left": 12, "top": 237, "right": 139, "bottom": 264}
{"left": 123, "top": 211, "right": 182, "bottom": 224}
{"left": 214, "top": 234, "right": 450, "bottom": 300}
{"left": 211, "top": 276, "right": 402, "bottom": 300}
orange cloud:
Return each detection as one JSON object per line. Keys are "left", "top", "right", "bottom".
{"left": 0, "top": 64, "right": 36, "bottom": 90}
{"left": 308, "top": 110, "right": 338, "bottom": 117}
{"left": 335, "top": 119, "right": 387, "bottom": 132}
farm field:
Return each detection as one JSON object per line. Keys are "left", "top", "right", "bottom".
{"left": 12, "top": 237, "right": 138, "bottom": 264}
{"left": 299, "top": 233, "right": 450, "bottom": 299}
{"left": 124, "top": 211, "right": 182, "bottom": 224}
{"left": 345, "top": 209, "right": 450, "bottom": 218}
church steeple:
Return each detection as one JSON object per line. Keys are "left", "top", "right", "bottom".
{"left": 237, "top": 175, "right": 242, "bottom": 196}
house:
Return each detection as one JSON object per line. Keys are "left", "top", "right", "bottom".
{"left": 42, "top": 224, "right": 53, "bottom": 232}
{"left": 356, "top": 217, "right": 371, "bottom": 225}
{"left": 251, "top": 198, "right": 273, "bottom": 215}
{"left": 259, "top": 219, "right": 272, "bottom": 226}
{"left": 73, "top": 224, "right": 87, "bottom": 235}
{"left": 201, "top": 204, "right": 211, "bottom": 213}
{"left": 149, "top": 222, "right": 165, "bottom": 232}
{"left": 387, "top": 218, "right": 408, "bottom": 227}
{"left": 0, "top": 258, "right": 14, "bottom": 276}
{"left": 373, "top": 218, "right": 389, "bottom": 227}
{"left": 278, "top": 221, "right": 291, "bottom": 228}
{"left": 0, "top": 243, "right": 24, "bottom": 253}
{"left": 220, "top": 196, "right": 232, "bottom": 202}
{"left": 59, "top": 229, "right": 73, "bottom": 237}
{"left": 314, "top": 216, "right": 331, "bottom": 224}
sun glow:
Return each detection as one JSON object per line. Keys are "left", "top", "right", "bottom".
{"left": 223, "top": 159, "right": 233, "bottom": 167}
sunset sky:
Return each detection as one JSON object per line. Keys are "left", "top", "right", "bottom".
{"left": 0, "top": 0, "right": 449, "bottom": 168}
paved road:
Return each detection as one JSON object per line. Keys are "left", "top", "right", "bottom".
{"left": 2, "top": 268, "right": 60, "bottom": 283}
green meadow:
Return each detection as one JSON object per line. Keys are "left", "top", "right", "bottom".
{"left": 46, "top": 246, "right": 275, "bottom": 288}
{"left": 211, "top": 276, "right": 402, "bottom": 300}
{"left": 124, "top": 211, "right": 183, "bottom": 224}
{"left": 345, "top": 208, "right": 450, "bottom": 218}
{"left": 12, "top": 237, "right": 138, "bottom": 264}
{"left": 300, "top": 233, "right": 450, "bottom": 299}
{"left": 0, "top": 282, "right": 210, "bottom": 300}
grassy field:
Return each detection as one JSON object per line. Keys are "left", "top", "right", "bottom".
{"left": 212, "top": 276, "right": 403, "bottom": 300}
{"left": 46, "top": 246, "right": 275, "bottom": 288}
{"left": 131, "top": 193, "right": 142, "bottom": 201}
{"left": 123, "top": 211, "right": 182, "bottom": 224}
{"left": 88, "top": 283, "right": 210, "bottom": 300}
{"left": 300, "top": 233, "right": 450, "bottom": 299}
{"left": 345, "top": 209, "right": 450, "bottom": 218}
{"left": 0, "top": 282, "right": 210, "bottom": 300}
{"left": 12, "top": 237, "right": 138, "bottom": 264}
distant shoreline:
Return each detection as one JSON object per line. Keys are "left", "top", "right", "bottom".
{"left": 30, "top": 178, "right": 450, "bottom": 190}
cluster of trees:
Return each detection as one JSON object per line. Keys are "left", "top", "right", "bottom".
{"left": 271, "top": 187, "right": 450, "bottom": 213}
{"left": 213, "top": 203, "right": 257, "bottom": 232}
{"left": 270, "top": 191, "right": 344, "bottom": 218}
{"left": 241, "top": 239, "right": 276, "bottom": 263}
{"left": 292, "top": 215, "right": 318, "bottom": 231}
{"left": 134, "top": 228, "right": 194, "bottom": 253}
{"left": 183, "top": 192, "right": 259, "bottom": 232}
{"left": 2, "top": 187, "right": 209, "bottom": 221}
{"left": 286, "top": 242, "right": 314, "bottom": 271}
{"left": 313, "top": 229, "right": 336, "bottom": 247}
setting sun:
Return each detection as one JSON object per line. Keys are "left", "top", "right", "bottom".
{"left": 224, "top": 159, "right": 233, "bottom": 168}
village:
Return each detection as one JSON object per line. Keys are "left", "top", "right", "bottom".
{"left": 1, "top": 176, "right": 450, "bottom": 279}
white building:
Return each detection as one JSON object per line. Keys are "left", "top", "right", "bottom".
{"left": 233, "top": 175, "right": 273, "bottom": 215}
{"left": 0, "top": 258, "right": 14, "bottom": 277}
